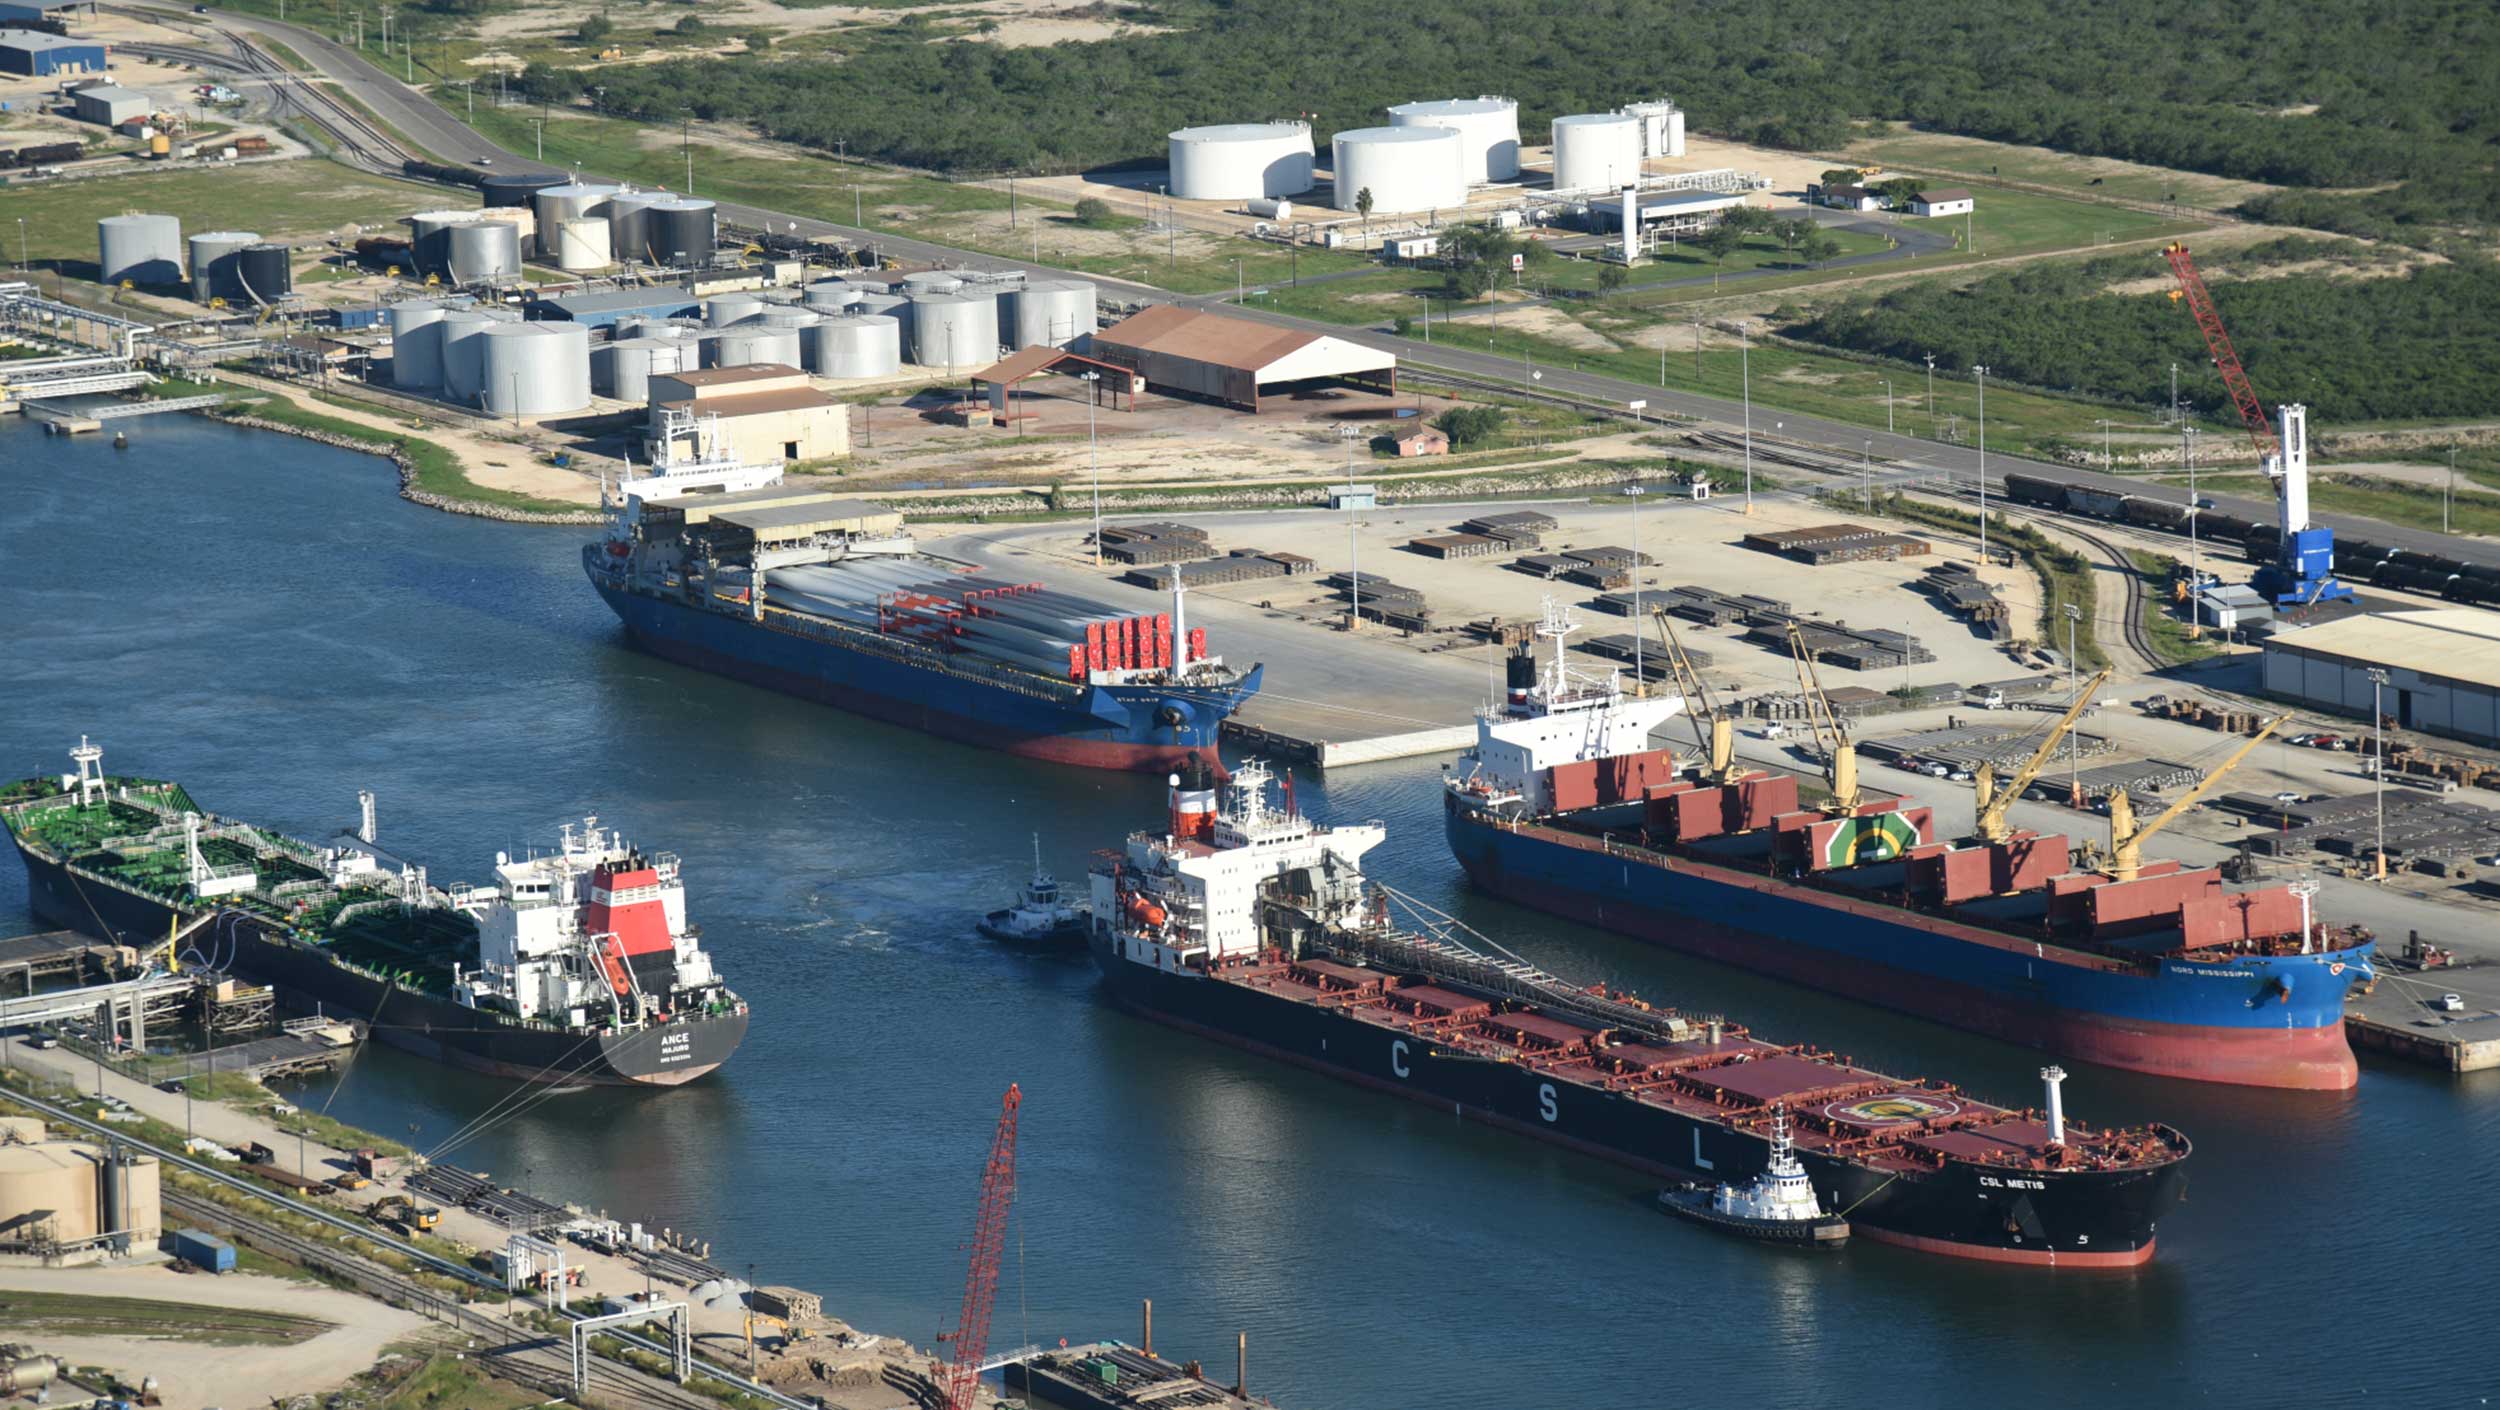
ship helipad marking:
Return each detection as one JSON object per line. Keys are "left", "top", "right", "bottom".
{"left": 1825, "top": 1093, "right": 1963, "bottom": 1125}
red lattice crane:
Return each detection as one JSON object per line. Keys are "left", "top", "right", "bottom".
{"left": 939, "top": 1083, "right": 1021, "bottom": 1410}
{"left": 2162, "top": 241, "right": 2278, "bottom": 460}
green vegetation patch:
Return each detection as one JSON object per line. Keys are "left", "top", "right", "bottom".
{"left": 381, "top": 1353, "right": 546, "bottom": 1410}
{"left": 7, "top": 162, "right": 451, "bottom": 271}
{"left": 0, "top": 1290, "right": 332, "bottom": 1346}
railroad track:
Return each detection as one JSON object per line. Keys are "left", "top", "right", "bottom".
{"left": 1932, "top": 484, "right": 2169, "bottom": 671}
{"left": 103, "top": 7, "right": 413, "bottom": 173}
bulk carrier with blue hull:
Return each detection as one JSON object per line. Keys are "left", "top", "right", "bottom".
{"left": 1443, "top": 607, "right": 2373, "bottom": 1091}
{"left": 1090, "top": 758, "right": 2191, "bottom": 1268}
{"left": 4, "top": 739, "right": 747, "bottom": 1087}
{"left": 585, "top": 485, "right": 1260, "bottom": 775}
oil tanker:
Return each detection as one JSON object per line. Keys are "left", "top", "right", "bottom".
{"left": 4, "top": 739, "right": 747, "bottom": 1086}
{"left": 1089, "top": 757, "right": 2190, "bottom": 1267}
{"left": 1443, "top": 606, "right": 2374, "bottom": 1090}
{"left": 585, "top": 483, "right": 1260, "bottom": 774}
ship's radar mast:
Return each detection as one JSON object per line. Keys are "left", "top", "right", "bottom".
{"left": 69, "top": 735, "right": 105, "bottom": 808}
{"left": 358, "top": 789, "right": 377, "bottom": 845}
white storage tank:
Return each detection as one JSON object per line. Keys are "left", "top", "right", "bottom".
{"left": 711, "top": 325, "right": 803, "bottom": 370}
{"left": 446, "top": 221, "right": 521, "bottom": 285}
{"left": 186, "top": 230, "right": 261, "bottom": 304}
{"left": 808, "top": 314, "right": 901, "bottom": 379}
{"left": 1387, "top": 97, "right": 1520, "bottom": 183}
{"left": 1012, "top": 279, "right": 1097, "bottom": 349}
{"left": 705, "top": 293, "right": 763, "bottom": 328}
{"left": 1330, "top": 126, "right": 1464, "bottom": 212}
{"left": 1245, "top": 197, "right": 1292, "bottom": 221}
{"left": 1551, "top": 112, "right": 1643, "bottom": 193}
{"left": 477, "top": 322, "right": 591, "bottom": 417}
{"left": 555, "top": 217, "right": 612, "bottom": 273}
{"left": 1168, "top": 122, "right": 1315, "bottom": 201}
{"left": 803, "top": 281, "right": 862, "bottom": 313}
{"left": 905, "top": 291, "right": 998, "bottom": 369}
{"left": 98, "top": 213, "right": 183, "bottom": 287}
{"left": 758, "top": 306, "right": 820, "bottom": 331}
{"left": 388, "top": 299, "right": 448, "bottom": 390}
{"left": 531, "top": 183, "right": 619, "bottom": 255}
{"left": 596, "top": 336, "right": 692, "bottom": 403}
{"left": 439, "top": 305, "right": 519, "bottom": 402}
{"left": 853, "top": 291, "right": 908, "bottom": 317}
{"left": 900, "top": 271, "right": 964, "bottom": 298}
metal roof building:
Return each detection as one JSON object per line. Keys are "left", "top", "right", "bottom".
{"left": 2263, "top": 608, "right": 2500, "bottom": 745}
{"left": 69, "top": 82, "right": 147, "bottom": 126}
{"left": 0, "top": 26, "right": 103, "bottom": 75}
{"left": 1088, "top": 306, "right": 1395, "bottom": 412}
{"left": 527, "top": 287, "right": 701, "bottom": 328}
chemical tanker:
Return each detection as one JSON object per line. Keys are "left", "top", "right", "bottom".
{"left": 584, "top": 482, "right": 1260, "bottom": 774}
{"left": 1443, "top": 605, "right": 2374, "bottom": 1090}
{"left": 4, "top": 739, "right": 747, "bottom": 1086}
{"left": 1090, "top": 756, "right": 2190, "bottom": 1267}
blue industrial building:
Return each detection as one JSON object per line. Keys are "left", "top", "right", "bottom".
{"left": 0, "top": 27, "right": 106, "bottom": 76}
{"left": 526, "top": 287, "right": 700, "bottom": 329}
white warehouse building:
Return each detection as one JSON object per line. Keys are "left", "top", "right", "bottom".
{"left": 1386, "top": 97, "right": 1520, "bottom": 183}
{"left": 1168, "top": 122, "right": 1316, "bottom": 201}
{"left": 1331, "top": 126, "right": 1465, "bottom": 212}
{"left": 2262, "top": 609, "right": 2500, "bottom": 748}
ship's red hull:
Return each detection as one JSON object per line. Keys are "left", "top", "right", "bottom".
{"left": 1468, "top": 847, "right": 2356, "bottom": 1091}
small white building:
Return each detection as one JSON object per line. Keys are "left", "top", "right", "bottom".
{"left": 647, "top": 364, "right": 849, "bottom": 465}
{"left": 1820, "top": 184, "right": 1884, "bottom": 212}
{"left": 72, "top": 83, "right": 149, "bottom": 127}
{"left": 2194, "top": 582, "right": 2271, "bottom": 631}
{"left": 1381, "top": 233, "right": 1439, "bottom": 260}
{"left": 1910, "top": 187, "right": 1976, "bottom": 218}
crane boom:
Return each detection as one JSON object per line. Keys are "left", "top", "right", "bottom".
{"left": 1784, "top": 622, "right": 1857, "bottom": 809}
{"left": 1650, "top": 605, "right": 1735, "bottom": 781}
{"left": 2162, "top": 242, "right": 2278, "bottom": 461}
{"left": 940, "top": 1084, "right": 1022, "bottom": 1410}
{"left": 1974, "top": 668, "right": 2112, "bottom": 843}
{"left": 2105, "top": 715, "right": 2286, "bottom": 880}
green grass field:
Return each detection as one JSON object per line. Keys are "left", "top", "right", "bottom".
{"left": 0, "top": 1289, "right": 333, "bottom": 1346}
{"left": 381, "top": 1353, "right": 546, "bottom": 1410}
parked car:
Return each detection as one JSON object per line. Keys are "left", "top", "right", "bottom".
{"left": 1948, "top": 770, "right": 1974, "bottom": 783}
{"left": 2272, "top": 791, "right": 2303, "bottom": 806}
{"left": 1922, "top": 762, "right": 1950, "bottom": 778}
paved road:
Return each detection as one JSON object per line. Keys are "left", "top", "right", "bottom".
{"left": 151, "top": 0, "right": 2500, "bottom": 572}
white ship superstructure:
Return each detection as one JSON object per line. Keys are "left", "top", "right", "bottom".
{"left": 459, "top": 816, "right": 722, "bottom": 1028}
{"left": 1093, "top": 760, "right": 1382, "bottom": 974}
{"left": 1451, "top": 599, "right": 1684, "bottom": 814}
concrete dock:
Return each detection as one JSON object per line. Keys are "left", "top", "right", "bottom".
{"left": 2345, "top": 956, "right": 2500, "bottom": 1073}
{"left": 1008, "top": 1341, "right": 1271, "bottom": 1410}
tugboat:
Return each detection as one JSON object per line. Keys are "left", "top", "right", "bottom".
{"left": 1657, "top": 1105, "right": 1851, "bottom": 1249}
{"left": 977, "top": 835, "right": 1090, "bottom": 953}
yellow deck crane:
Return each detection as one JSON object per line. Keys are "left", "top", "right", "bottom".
{"left": 1973, "top": 668, "right": 2113, "bottom": 843}
{"left": 2100, "top": 714, "right": 2286, "bottom": 881}
{"left": 1784, "top": 621, "right": 1858, "bottom": 810}
{"left": 1649, "top": 604, "right": 1736, "bottom": 783}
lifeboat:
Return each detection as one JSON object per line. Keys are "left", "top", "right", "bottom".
{"left": 1124, "top": 891, "right": 1169, "bottom": 929}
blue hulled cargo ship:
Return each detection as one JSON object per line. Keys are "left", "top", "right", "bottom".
{"left": 1442, "top": 607, "right": 2374, "bottom": 1091}
{"left": 585, "top": 482, "right": 1260, "bottom": 774}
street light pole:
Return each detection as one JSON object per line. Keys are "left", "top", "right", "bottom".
{"left": 1338, "top": 425, "right": 1363, "bottom": 630}
{"left": 1627, "top": 475, "right": 1646, "bottom": 686}
{"left": 2185, "top": 425, "right": 2201, "bottom": 633}
{"left": 2099, "top": 418, "right": 2112, "bottom": 474}
{"left": 2367, "top": 666, "right": 2390, "bottom": 880}
{"left": 1880, "top": 377, "right": 1892, "bottom": 433}
{"left": 2064, "top": 602, "right": 2082, "bottom": 800}
{"left": 2445, "top": 447, "right": 2456, "bottom": 534}
{"left": 1740, "top": 321, "right": 1754, "bottom": 515}
{"left": 1973, "top": 364, "right": 1990, "bottom": 565}
{"left": 1923, "top": 352, "right": 1935, "bottom": 428}
{"left": 1862, "top": 439, "right": 1873, "bottom": 510}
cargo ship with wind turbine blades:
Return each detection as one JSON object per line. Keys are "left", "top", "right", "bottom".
{"left": 4, "top": 738, "right": 747, "bottom": 1087}
{"left": 1441, "top": 604, "right": 2375, "bottom": 1091}
{"left": 1089, "top": 756, "right": 2190, "bottom": 1268}
{"left": 584, "top": 479, "right": 1261, "bottom": 774}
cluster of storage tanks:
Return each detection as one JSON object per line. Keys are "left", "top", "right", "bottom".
{"left": 1164, "top": 94, "right": 1686, "bottom": 212}
{"left": 387, "top": 271, "right": 1098, "bottom": 411}
{"left": 96, "top": 213, "right": 293, "bottom": 305}
{"left": 477, "top": 173, "right": 720, "bottom": 275}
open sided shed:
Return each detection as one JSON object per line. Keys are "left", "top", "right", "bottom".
{"left": 1088, "top": 305, "right": 1396, "bottom": 412}
{"left": 969, "top": 344, "right": 1141, "bottom": 426}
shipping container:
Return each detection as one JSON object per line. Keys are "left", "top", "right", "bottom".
{"left": 171, "top": 1228, "right": 235, "bottom": 1273}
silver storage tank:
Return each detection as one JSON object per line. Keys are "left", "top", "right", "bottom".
{"left": 646, "top": 198, "right": 717, "bottom": 265}
{"left": 705, "top": 293, "right": 763, "bottom": 328}
{"left": 604, "top": 189, "right": 671, "bottom": 263}
{"left": 905, "top": 291, "right": 998, "bottom": 369}
{"left": 404, "top": 210, "right": 476, "bottom": 276}
{"left": 186, "top": 230, "right": 260, "bottom": 303}
{"left": 711, "top": 324, "right": 803, "bottom": 370}
{"left": 597, "top": 336, "right": 694, "bottom": 404}
{"left": 853, "top": 291, "right": 908, "bottom": 317}
{"left": 810, "top": 314, "right": 901, "bottom": 379}
{"left": 235, "top": 243, "right": 292, "bottom": 304}
{"left": 478, "top": 322, "right": 591, "bottom": 417}
{"left": 758, "top": 305, "right": 819, "bottom": 331}
{"left": 1012, "top": 279, "right": 1097, "bottom": 348}
{"left": 389, "top": 300, "right": 448, "bottom": 390}
{"left": 901, "top": 270, "right": 963, "bottom": 298}
{"left": 803, "top": 281, "right": 863, "bottom": 312}
{"left": 447, "top": 221, "right": 522, "bottom": 284}
{"left": 555, "top": 217, "right": 613, "bottom": 273}
{"left": 439, "top": 305, "right": 518, "bottom": 402}
{"left": 531, "top": 184, "right": 620, "bottom": 255}
{"left": 97, "top": 213, "right": 183, "bottom": 286}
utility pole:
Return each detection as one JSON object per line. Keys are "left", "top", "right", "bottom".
{"left": 1627, "top": 473, "right": 1646, "bottom": 685}
{"left": 1740, "top": 320, "right": 1753, "bottom": 515}
{"left": 1923, "top": 352, "right": 1936, "bottom": 429}
{"left": 2064, "top": 602, "right": 2082, "bottom": 800}
{"left": 1881, "top": 377, "right": 1892, "bottom": 433}
{"left": 1863, "top": 439, "right": 1873, "bottom": 510}
{"left": 2185, "top": 424, "right": 2201, "bottom": 635}
{"left": 2367, "top": 666, "right": 2389, "bottom": 880}
{"left": 1339, "top": 425, "right": 1364, "bottom": 630}
{"left": 1973, "top": 364, "right": 1990, "bottom": 565}
{"left": 1082, "top": 371, "right": 1101, "bottom": 564}
{"left": 2445, "top": 447, "right": 2456, "bottom": 534}
{"left": 2169, "top": 362, "right": 2179, "bottom": 426}
{"left": 2098, "top": 418, "right": 2113, "bottom": 474}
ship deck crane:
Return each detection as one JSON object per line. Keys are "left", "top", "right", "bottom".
{"left": 938, "top": 1084, "right": 1021, "bottom": 1410}
{"left": 2101, "top": 715, "right": 2286, "bottom": 881}
{"left": 1974, "top": 668, "right": 2112, "bottom": 843}
{"left": 1649, "top": 605, "right": 1735, "bottom": 782}
{"left": 1784, "top": 622, "right": 1858, "bottom": 810}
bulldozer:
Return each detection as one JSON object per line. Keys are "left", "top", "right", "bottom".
{"left": 365, "top": 1193, "right": 442, "bottom": 1235}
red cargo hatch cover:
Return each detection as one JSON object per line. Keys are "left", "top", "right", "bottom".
{"left": 1483, "top": 1011, "right": 1600, "bottom": 1049}
{"left": 1295, "top": 959, "right": 1381, "bottom": 992}
{"left": 1685, "top": 1054, "right": 1871, "bottom": 1105}
{"left": 1396, "top": 984, "right": 1491, "bottom": 1019}
{"left": 1905, "top": 1119, "right": 2052, "bottom": 1161}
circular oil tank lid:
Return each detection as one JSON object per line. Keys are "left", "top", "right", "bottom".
{"left": 540, "top": 183, "right": 623, "bottom": 199}
{"left": 1171, "top": 122, "right": 1308, "bottom": 142}
{"left": 1553, "top": 111, "right": 1638, "bottom": 129}
{"left": 1334, "top": 125, "right": 1455, "bottom": 144}
{"left": 241, "top": 241, "right": 288, "bottom": 254}
{"left": 1388, "top": 97, "right": 1515, "bottom": 118}
{"left": 407, "top": 208, "right": 479, "bottom": 223}
{"left": 649, "top": 196, "right": 715, "bottom": 212}
{"left": 193, "top": 229, "right": 262, "bottom": 242}
{"left": 838, "top": 312, "right": 900, "bottom": 326}
{"left": 103, "top": 212, "right": 176, "bottom": 226}
{"left": 483, "top": 171, "right": 568, "bottom": 190}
